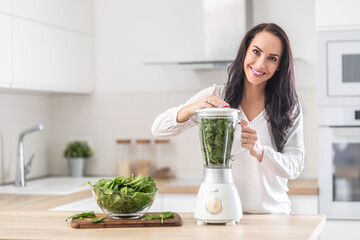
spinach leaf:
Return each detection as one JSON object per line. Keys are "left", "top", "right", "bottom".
{"left": 87, "top": 217, "right": 107, "bottom": 223}
{"left": 200, "top": 118, "right": 235, "bottom": 167}
{"left": 142, "top": 212, "right": 175, "bottom": 224}
{"left": 65, "top": 211, "right": 96, "bottom": 222}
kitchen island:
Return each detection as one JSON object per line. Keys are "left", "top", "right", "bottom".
{"left": 0, "top": 210, "right": 325, "bottom": 240}
{"left": 0, "top": 179, "right": 324, "bottom": 239}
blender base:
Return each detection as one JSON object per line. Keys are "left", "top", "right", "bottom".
{"left": 194, "top": 168, "right": 243, "bottom": 225}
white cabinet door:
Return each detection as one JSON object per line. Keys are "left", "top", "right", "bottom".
{"left": 316, "top": 0, "right": 360, "bottom": 30}
{"left": 162, "top": 194, "right": 197, "bottom": 213}
{"left": 12, "top": 18, "right": 94, "bottom": 93}
{"left": 148, "top": 194, "right": 163, "bottom": 212}
{"left": 289, "top": 195, "right": 318, "bottom": 214}
{"left": 0, "top": 0, "right": 11, "bottom": 14}
{"left": 13, "top": 0, "right": 93, "bottom": 34}
{"left": 0, "top": 13, "right": 12, "bottom": 88}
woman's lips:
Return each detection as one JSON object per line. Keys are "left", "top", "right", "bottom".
{"left": 250, "top": 67, "right": 266, "bottom": 77}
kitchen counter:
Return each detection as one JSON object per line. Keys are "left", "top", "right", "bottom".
{"left": 0, "top": 178, "right": 323, "bottom": 240}
{"left": 0, "top": 210, "right": 325, "bottom": 240}
{"left": 155, "top": 178, "right": 318, "bottom": 195}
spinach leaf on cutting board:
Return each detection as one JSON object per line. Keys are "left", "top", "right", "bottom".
{"left": 65, "top": 211, "right": 96, "bottom": 222}
{"left": 142, "top": 212, "right": 175, "bottom": 224}
{"left": 66, "top": 211, "right": 107, "bottom": 223}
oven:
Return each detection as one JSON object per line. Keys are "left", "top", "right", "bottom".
{"left": 319, "top": 122, "right": 360, "bottom": 219}
{"left": 318, "top": 30, "right": 360, "bottom": 219}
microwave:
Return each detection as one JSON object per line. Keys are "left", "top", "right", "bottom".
{"left": 318, "top": 30, "right": 360, "bottom": 107}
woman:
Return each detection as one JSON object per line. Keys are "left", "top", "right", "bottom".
{"left": 151, "top": 23, "right": 304, "bottom": 214}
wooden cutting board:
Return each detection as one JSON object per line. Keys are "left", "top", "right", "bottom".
{"left": 71, "top": 212, "right": 182, "bottom": 229}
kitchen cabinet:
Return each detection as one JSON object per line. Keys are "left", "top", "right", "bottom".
{"left": 316, "top": 0, "right": 360, "bottom": 30}
{"left": 150, "top": 193, "right": 197, "bottom": 212}
{"left": 289, "top": 195, "right": 318, "bottom": 214}
{"left": 12, "top": 0, "right": 93, "bottom": 34}
{"left": 12, "top": 17, "right": 93, "bottom": 93}
{"left": 0, "top": 0, "right": 94, "bottom": 93}
{"left": 0, "top": 0, "right": 11, "bottom": 14}
{"left": 0, "top": 13, "right": 12, "bottom": 88}
{"left": 161, "top": 193, "right": 197, "bottom": 212}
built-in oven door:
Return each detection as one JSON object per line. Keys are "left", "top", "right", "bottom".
{"left": 319, "top": 126, "right": 360, "bottom": 219}
{"left": 327, "top": 40, "right": 360, "bottom": 97}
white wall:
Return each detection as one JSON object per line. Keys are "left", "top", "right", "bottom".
{"left": 45, "top": 0, "right": 319, "bottom": 179}
{"left": 0, "top": 91, "right": 51, "bottom": 184}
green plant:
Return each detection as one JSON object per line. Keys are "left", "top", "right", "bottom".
{"left": 64, "top": 141, "right": 93, "bottom": 158}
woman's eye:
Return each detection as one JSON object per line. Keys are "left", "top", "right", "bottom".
{"left": 252, "top": 49, "right": 260, "bottom": 55}
{"left": 269, "top": 57, "right": 277, "bottom": 62}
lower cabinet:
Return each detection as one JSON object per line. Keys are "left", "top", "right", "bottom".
{"left": 289, "top": 195, "right": 318, "bottom": 214}
{"left": 150, "top": 193, "right": 319, "bottom": 214}
{"left": 149, "top": 193, "right": 197, "bottom": 213}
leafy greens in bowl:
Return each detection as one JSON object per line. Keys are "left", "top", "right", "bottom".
{"left": 89, "top": 175, "right": 158, "bottom": 219}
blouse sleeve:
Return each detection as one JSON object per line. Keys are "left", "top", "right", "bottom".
{"left": 261, "top": 105, "right": 305, "bottom": 180}
{"left": 151, "top": 85, "right": 217, "bottom": 137}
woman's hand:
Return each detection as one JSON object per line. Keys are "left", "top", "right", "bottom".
{"left": 240, "top": 119, "right": 264, "bottom": 162}
{"left": 176, "top": 95, "right": 230, "bottom": 123}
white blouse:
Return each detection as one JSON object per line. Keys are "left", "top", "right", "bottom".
{"left": 151, "top": 84, "right": 305, "bottom": 214}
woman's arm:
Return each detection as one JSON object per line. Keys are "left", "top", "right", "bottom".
{"left": 151, "top": 84, "right": 229, "bottom": 137}
{"left": 261, "top": 107, "right": 305, "bottom": 179}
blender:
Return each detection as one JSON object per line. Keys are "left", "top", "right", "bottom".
{"left": 194, "top": 108, "right": 242, "bottom": 225}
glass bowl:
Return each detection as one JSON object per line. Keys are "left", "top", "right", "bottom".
{"left": 91, "top": 186, "right": 158, "bottom": 219}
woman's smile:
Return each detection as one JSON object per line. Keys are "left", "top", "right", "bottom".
{"left": 250, "top": 66, "right": 266, "bottom": 77}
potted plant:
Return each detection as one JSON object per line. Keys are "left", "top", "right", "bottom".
{"left": 64, "top": 141, "right": 93, "bottom": 177}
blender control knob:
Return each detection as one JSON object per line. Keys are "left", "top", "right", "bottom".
{"left": 206, "top": 197, "right": 223, "bottom": 214}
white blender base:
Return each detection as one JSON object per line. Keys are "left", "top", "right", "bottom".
{"left": 194, "top": 181, "right": 243, "bottom": 224}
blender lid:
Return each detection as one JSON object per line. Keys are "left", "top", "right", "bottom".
{"left": 195, "top": 108, "right": 240, "bottom": 117}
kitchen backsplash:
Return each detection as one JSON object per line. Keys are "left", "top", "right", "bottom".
{"left": 0, "top": 92, "right": 51, "bottom": 184}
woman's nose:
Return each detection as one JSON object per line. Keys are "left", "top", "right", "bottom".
{"left": 255, "top": 56, "right": 266, "bottom": 68}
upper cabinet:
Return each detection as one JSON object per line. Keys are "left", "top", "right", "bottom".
{"left": 0, "top": 0, "right": 12, "bottom": 14}
{"left": 12, "top": 18, "right": 93, "bottom": 93}
{"left": 12, "top": 0, "right": 93, "bottom": 34}
{"left": 0, "top": 13, "right": 12, "bottom": 88}
{"left": 316, "top": 0, "right": 360, "bottom": 30}
{"left": 1, "top": 0, "right": 94, "bottom": 94}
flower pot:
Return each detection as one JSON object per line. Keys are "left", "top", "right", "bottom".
{"left": 67, "top": 157, "right": 86, "bottom": 177}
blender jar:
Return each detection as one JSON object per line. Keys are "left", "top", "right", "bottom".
{"left": 195, "top": 108, "right": 240, "bottom": 168}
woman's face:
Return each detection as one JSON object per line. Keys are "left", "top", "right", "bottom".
{"left": 243, "top": 31, "right": 283, "bottom": 86}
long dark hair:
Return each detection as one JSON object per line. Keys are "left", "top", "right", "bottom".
{"left": 224, "top": 23, "right": 299, "bottom": 152}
